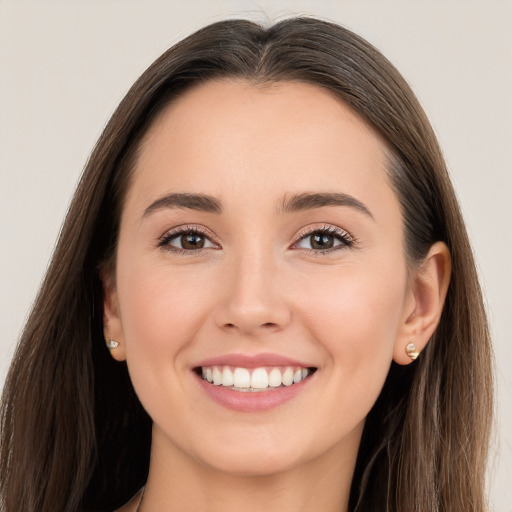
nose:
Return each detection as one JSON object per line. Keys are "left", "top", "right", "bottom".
{"left": 213, "top": 248, "right": 292, "bottom": 338}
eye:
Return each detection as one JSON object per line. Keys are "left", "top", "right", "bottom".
{"left": 158, "top": 226, "right": 218, "bottom": 253}
{"left": 294, "top": 225, "right": 354, "bottom": 253}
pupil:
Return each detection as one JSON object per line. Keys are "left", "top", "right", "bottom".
{"left": 311, "top": 233, "right": 334, "bottom": 249}
{"left": 182, "top": 233, "right": 204, "bottom": 249}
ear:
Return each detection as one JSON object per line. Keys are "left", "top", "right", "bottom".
{"left": 101, "top": 269, "right": 126, "bottom": 362}
{"left": 394, "top": 241, "right": 451, "bottom": 365}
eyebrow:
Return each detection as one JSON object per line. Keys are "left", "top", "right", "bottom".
{"left": 143, "top": 193, "right": 222, "bottom": 218}
{"left": 279, "top": 192, "right": 374, "bottom": 219}
{"left": 142, "top": 191, "right": 373, "bottom": 220}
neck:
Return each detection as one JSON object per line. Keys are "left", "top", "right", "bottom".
{"left": 139, "top": 424, "right": 361, "bottom": 512}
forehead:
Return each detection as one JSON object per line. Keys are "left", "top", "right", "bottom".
{"left": 126, "top": 79, "right": 394, "bottom": 217}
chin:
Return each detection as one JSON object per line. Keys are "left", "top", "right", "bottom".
{"left": 201, "top": 446, "right": 304, "bottom": 478}
{"left": 192, "top": 423, "right": 334, "bottom": 478}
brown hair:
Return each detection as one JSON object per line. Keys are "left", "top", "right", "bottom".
{"left": 0, "top": 17, "right": 492, "bottom": 512}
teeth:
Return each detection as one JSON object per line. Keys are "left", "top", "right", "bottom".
{"left": 200, "top": 365, "right": 313, "bottom": 390}
{"left": 233, "top": 368, "right": 251, "bottom": 388}
{"left": 268, "top": 368, "right": 282, "bottom": 387}
{"left": 222, "top": 367, "right": 234, "bottom": 387}
{"left": 251, "top": 368, "right": 269, "bottom": 389}
{"left": 212, "top": 367, "right": 222, "bottom": 385}
{"left": 282, "top": 367, "right": 294, "bottom": 386}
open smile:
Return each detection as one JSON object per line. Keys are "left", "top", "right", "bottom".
{"left": 196, "top": 365, "right": 316, "bottom": 391}
{"left": 193, "top": 354, "right": 318, "bottom": 412}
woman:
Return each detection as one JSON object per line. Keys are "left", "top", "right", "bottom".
{"left": 0, "top": 17, "right": 492, "bottom": 512}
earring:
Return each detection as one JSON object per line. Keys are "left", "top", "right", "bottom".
{"left": 405, "top": 342, "right": 419, "bottom": 361}
{"left": 106, "top": 338, "right": 119, "bottom": 349}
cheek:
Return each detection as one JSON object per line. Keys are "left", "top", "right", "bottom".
{"left": 116, "top": 264, "right": 210, "bottom": 373}
{"left": 295, "top": 262, "right": 407, "bottom": 416}
{"left": 115, "top": 262, "right": 219, "bottom": 429}
{"left": 299, "top": 261, "right": 405, "bottom": 346}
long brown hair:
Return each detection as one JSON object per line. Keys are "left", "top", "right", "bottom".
{"left": 0, "top": 17, "right": 492, "bottom": 512}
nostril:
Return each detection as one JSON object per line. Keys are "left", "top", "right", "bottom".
{"left": 220, "top": 319, "right": 286, "bottom": 335}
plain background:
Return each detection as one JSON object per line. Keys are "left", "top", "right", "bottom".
{"left": 1, "top": 0, "right": 511, "bottom": 509}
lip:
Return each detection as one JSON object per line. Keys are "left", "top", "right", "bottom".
{"left": 192, "top": 352, "right": 317, "bottom": 413}
{"left": 194, "top": 352, "right": 315, "bottom": 369}
{"left": 195, "top": 372, "right": 315, "bottom": 412}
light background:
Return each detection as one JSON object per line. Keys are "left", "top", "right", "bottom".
{"left": 1, "top": 0, "right": 511, "bottom": 509}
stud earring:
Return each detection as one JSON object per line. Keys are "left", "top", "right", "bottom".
{"left": 405, "top": 342, "right": 419, "bottom": 361}
{"left": 106, "top": 338, "right": 119, "bottom": 349}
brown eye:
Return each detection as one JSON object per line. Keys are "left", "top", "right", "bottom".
{"left": 159, "top": 228, "right": 217, "bottom": 252}
{"left": 181, "top": 233, "right": 205, "bottom": 250}
{"left": 310, "top": 232, "right": 335, "bottom": 250}
{"left": 295, "top": 226, "right": 354, "bottom": 253}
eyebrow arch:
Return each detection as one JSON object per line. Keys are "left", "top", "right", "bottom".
{"left": 142, "top": 191, "right": 373, "bottom": 220}
{"left": 279, "top": 192, "right": 374, "bottom": 219}
{"left": 142, "top": 193, "right": 222, "bottom": 218}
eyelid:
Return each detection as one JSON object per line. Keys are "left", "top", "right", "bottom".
{"left": 158, "top": 224, "right": 221, "bottom": 252}
{"left": 157, "top": 223, "right": 356, "bottom": 256}
{"left": 291, "top": 224, "right": 356, "bottom": 253}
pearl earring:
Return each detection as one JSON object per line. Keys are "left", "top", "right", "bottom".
{"left": 106, "top": 338, "right": 119, "bottom": 349}
{"left": 405, "top": 342, "right": 419, "bottom": 361}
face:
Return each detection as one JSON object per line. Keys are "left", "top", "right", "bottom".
{"left": 105, "top": 80, "right": 416, "bottom": 476}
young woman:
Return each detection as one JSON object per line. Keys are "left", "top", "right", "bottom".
{"left": 0, "top": 17, "right": 493, "bottom": 512}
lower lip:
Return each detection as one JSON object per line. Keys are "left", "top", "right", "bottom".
{"left": 195, "top": 373, "right": 314, "bottom": 412}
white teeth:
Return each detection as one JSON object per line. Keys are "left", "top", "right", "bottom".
{"left": 200, "top": 365, "right": 313, "bottom": 390}
{"left": 212, "top": 367, "right": 222, "bottom": 385}
{"left": 251, "top": 368, "right": 269, "bottom": 389}
{"left": 268, "top": 367, "right": 282, "bottom": 387}
{"left": 222, "top": 367, "right": 234, "bottom": 387}
{"left": 233, "top": 367, "right": 251, "bottom": 388}
{"left": 282, "top": 367, "right": 294, "bottom": 386}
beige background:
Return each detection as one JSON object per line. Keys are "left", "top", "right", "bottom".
{"left": 1, "top": 0, "right": 511, "bottom": 509}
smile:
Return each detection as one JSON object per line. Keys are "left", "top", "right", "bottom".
{"left": 199, "top": 365, "right": 315, "bottom": 391}
{"left": 193, "top": 354, "right": 318, "bottom": 412}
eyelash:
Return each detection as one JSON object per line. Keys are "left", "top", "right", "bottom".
{"left": 293, "top": 224, "right": 355, "bottom": 254}
{"left": 157, "top": 224, "right": 356, "bottom": 256}
{"left": 158, "top": 225, "right": 216, "bottom": 256}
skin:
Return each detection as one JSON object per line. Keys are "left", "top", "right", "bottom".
{"left": 104, "top": 80, "right": 450, "bottom": 511}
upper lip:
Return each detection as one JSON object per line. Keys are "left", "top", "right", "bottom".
{"left": 194, "top": 352, "right": 316, "bottom": 369}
